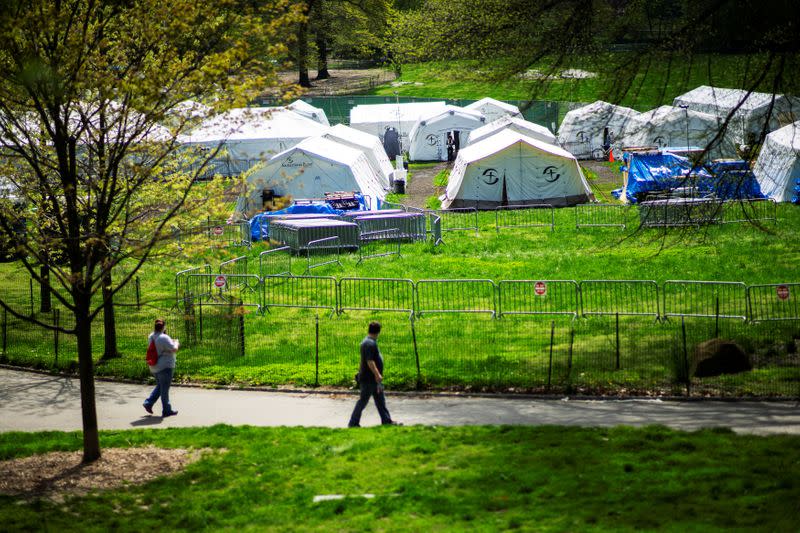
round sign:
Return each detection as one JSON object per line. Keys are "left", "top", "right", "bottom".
{"left": 776, "top": 285, "right": 790, "bottom": 301}
{"left": 213, "top": 226, "right": 224, "bottom": 236}
{"left": 534, "top": 281, "right": 547, "bottom": 296}
{"left": 214, "top": 275, "right": 227, "bottom": 289}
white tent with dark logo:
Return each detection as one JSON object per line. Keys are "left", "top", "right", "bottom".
{"left": 177, "top": 107, "right": 328, "bottom": 175}
{"left": 247, "top": 136, "right": 386, "bottom": 209}
{"left": 408, "top": 106, "right": 486, "bottom": 161}
{"left": 466, "top": 115, "right": 556, "bottom": 146}
{"left": 349, "top": 101, "right": 446, "bottom": 153}
{"left": 321, "top": 124, "right": 394, "bottom": 188}
{"left": 287, "top": 99, "right": 330, "bottom": 126}
{"left": 557, "top": 100, "right": 640, "bottom": 159}
{"left": 464, "top": 97, "right": 521, "bottom": 123}
{"left": 619, "top": 105, "right": 737, "bottom": 158}
{"left": 752, "top": 121, "right": 800, "bottom": 202}
{"left": 442, "top": 129, "right": 594, "bottom": 209}
{"left": 672, "top": 86, "right": 800, "bottom": 144}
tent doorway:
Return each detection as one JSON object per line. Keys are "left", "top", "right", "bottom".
{"left": 447, "top": 131, "right": 461, "bottom": 162}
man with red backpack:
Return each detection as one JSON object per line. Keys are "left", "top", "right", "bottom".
{"left": 143, "top": 318, "right": 180, "bottom": 417}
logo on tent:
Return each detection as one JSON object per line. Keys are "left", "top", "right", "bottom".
{"left": 653, "top": 136, "right": 667, "bottom": 148}
{"left": 426, "top": 134, "right": 439, "bottom": 146}
{"left": 482, "top": 168, "right": 499, "bottom": 185}
{"left": 542, "top": 166, "right": 561, "bottom": 183}
{"left": 576, "top": 131, "right": 587, "bottom": 143}
{"left": 281, "top": 156, "right": 312, "bottom": 169}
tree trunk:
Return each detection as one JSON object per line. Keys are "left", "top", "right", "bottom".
{"left": 75, "top": 297, "right": 101, "bottom": 463}
{"left": 40, "top": 262, "right": 52, "bottom": 313}
{"left": 101, "top": 271, "right": 118, "bottom": 359}
{"left": 315, "top": 35, "right": 330, "bottom": 80}
{"left": 297, "top": 20, "right": 312, "bottom": 87}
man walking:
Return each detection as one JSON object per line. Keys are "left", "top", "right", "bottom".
{"left": 348, "top": 322, "right": 400, "bottom": 427}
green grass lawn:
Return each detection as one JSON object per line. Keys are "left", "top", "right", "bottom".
{"left": 372, "top": 54, "right": 775, "bottom": 111}
{"left": 1, "top": 204, "right": 799, "bottom": 393}
{"left": 2, "top": 425, "right": 798, "bottom": 532}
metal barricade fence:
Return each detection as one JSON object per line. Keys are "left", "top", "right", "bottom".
{"left": 663, "top": 280, "right": 748, "bottom": 320}
{"left": 338, "top": 278, "right": 415, "bottom": 314}
{"left": 747, "top": 283, "right": 800, "bottom": 322}
{"left": 303, "top": 236, "right": 342, "bottom": 273}
{"left": 178, "top": 221, "right": 250, "bottom": 248}
{"left": 638, "top": 199, "right": 722, "bottom": 228}
{"left": 185, "top": 273, "right": 262, "bottom": 309}
{"left": 380, "top": 201, "right": 407, "bottom": 211}
{"left": 575, "top": 204, "right": 628, "bottom": 229}
{"left": 579, "top": 280, "right": 660, "bottom": 318}
{"left": 262, "top": 275, "right": 337, "bottom": 312}
{"left": 431, "top": 208, "right": 479, "bottom": 235}
{"left": 415, "top": 279, "right": 496, "bottom": 316}
{"left": 495, "top": 205, "right": 555, "bottom": 232}
{"left": 498, "top": 280, "right": 579, "bottom": 317}
{"left": 358, "top": 229, "right": 401, "bottom": 263}
{"left": 219, "top": 255, "right": 249, "bottom": 281}
{"left": 175, "top": 264, "right": 212, "bottom": 306}
{"left": 720, "top": 199, "right": 777, "bottom": 224}
{"left": 429, "top": 212, "right": 443, "bottom": 245}
{"left": 258, "top": 246, "right": 292, "bottom": 277}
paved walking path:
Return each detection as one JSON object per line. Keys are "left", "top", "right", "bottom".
{"left": 1, "top": 368, "right": 798, "bottom": 434}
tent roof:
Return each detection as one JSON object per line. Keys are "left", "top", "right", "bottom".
{"left": 627, "top": 105, "right": 720, "bottom": 128}
{"left": 457, "top": 129, "right": 576, "bottom": 165}
{"left": 765, "top": 120, "right": 800, "bottom": 149}
{"left": 560, "top": 100, "right": 640, "bottom": 123}
{"left": 464, "top": 97, "right": 520, "bottom": 114}
{"left": 324, "top": 123, "right": 383, "bottom": 147}
{"left": 469, "top": 115, "right": 555, "bottom": 145}
{"left": 349, "top": 101, "right": 446, "bottom": 125}
{"left": 271, "top": 136, "right": 366, "bottom": 167}
{"left": 417, "top": 105, "right": 485, "bottom": 126}
{"left": 179, "top": 107, "right": 327, "bottom": 143}
{"left": 673, "top": 85, "right": 792, "bottom": 113}
{"left": 287, "top": 100, "right": 329, "bottom": 125}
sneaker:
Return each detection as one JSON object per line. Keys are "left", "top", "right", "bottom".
{"left": 348, "top": 423, "right": 361, "bottom": 428}
{"left": 162, "top": 410, "right": 179, "bottom": 418}
{"left": 143, "top": 403, "right": 153, "bottom": 414}
{"left": 382, "top": 421, "right": 403, "bottom": 426}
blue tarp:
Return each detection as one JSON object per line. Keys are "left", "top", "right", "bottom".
{"left": 250, "top": 203, "right": 342, "bottom": 241}
{"left": 249, "top": 193, "right": 376, "bottom": 241}
{"left": 612, "top": 152, "right": 764, "bottom": 203}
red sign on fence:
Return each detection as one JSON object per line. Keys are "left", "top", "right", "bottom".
{"left": 214, "top": 275, "right": 227, "bottom": 289}
{"left": 213, "top": 226, "right": 224, "bottom": 236}
{"left": 534, "top": 281, "right": 547, "bottom": 296}
{"left": 776, "top": 285, "right": 790, "bottom": 301}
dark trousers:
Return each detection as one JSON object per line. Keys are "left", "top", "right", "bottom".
{"left": 348, "top": 382, "right": 392, "bottom": 426}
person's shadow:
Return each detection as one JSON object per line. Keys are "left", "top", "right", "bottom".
{"left": 130, "top": 416, "right": 163, "bottom": 427}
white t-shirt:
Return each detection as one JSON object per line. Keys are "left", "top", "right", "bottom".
{"left": 147, "top": 331, "right": 179, "bottom": 373}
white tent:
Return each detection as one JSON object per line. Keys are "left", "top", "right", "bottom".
{"left": 349, "top": 101, "right": 446, "bottom": 152}
{"left": 464, "top": 97, "right": 521, "bottom": 123}
{"left": 177, "top": 107, "right": 328, "bottom": 174}
{"left": 619, "top": 105, "right": 736, "bottom": 158}
{"left": 287, "top": 100, "right": 330, "bottom": 126}
{"left": 752, "top": 121, "right": 800, "bottom": 202}
{"left": 442, "top": 129, "right": 594, "bottom": 209}
{"left": 466, "top": 115, "right": 556, "bottom": 146}
{"left": 408, "top": 106, "right": 486, "bottom": 161}
{"left": 321, "top": 124, "right": 394, "bottom": 188}
{"left": 672, "top": 86, "right": 800, "bottom": 144}
{"left": 557, "top": 100, "right": 640, "bottom": 159}
{"left": 247, "top": 136, "right": 386, "bottom": 210}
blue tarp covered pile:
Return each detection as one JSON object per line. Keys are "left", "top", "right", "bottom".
{"left": 249, "top": 193, "right": 374, "bottom": 241}
{"left": 612, "top": 151, "right": 765, "bottom": 203}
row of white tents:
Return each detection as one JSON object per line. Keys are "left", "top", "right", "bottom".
{"left": 177, "top": 90, "right": 798, "bottom": 209}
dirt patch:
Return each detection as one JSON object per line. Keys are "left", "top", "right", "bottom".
{"left": 0, "top": 447, "right": 216, "bottom": 502}
{"left": 274, "top": 69, "right": 396, "bottom": 97}
{"left": 406, "top": 162, "right": 450, "bottom": 208}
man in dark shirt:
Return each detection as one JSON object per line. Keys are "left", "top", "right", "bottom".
{"left": 348, "top": 322, "right": 400, "bottom": 427}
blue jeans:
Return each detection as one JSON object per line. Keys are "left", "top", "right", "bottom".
{"left": 145, "top": 367, "right": 174, "bottom": 416}
{"left": 349, "top": 382, "right": 392, "bottom": 426}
